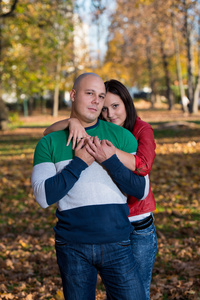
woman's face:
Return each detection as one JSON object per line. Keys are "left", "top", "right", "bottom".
{"left": 101, "top": 92, "right": 127, "bottom": 127}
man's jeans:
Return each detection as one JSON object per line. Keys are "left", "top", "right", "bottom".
{"left": 55, "top": 239, "right": 146, "bottom": 300}
{"left": 130, "top": 217, "right": 157, "bottom": 300}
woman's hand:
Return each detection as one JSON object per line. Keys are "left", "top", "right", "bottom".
{"left": 85, "top": 136, "right": 116, "bottom": 163}
{"left": 67, "top": 118, "right": 90, "bottom": 149}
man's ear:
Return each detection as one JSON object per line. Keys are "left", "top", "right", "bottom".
{"left": 70, "top": 89, "right": 76, "bottom": 102}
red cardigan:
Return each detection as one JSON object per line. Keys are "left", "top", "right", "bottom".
{"left": 128, "top": 117, "right": 156, "bottom": 216}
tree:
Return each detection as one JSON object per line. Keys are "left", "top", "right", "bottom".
{"left": 171, "top": 4, "right": 188, "bottom": 112}
{"left": 102, "top": 0, "right": 200, "bottom": 113}
{"left": 193, "top": 8, "right": 200, "bottom": 113}
{"left": 0, "top": 0, "right": 19, "bottom": 130}
{"left": 183, "top": 0, "right": 195, "bottom": 112}
{"left": 1, "top": 0, "right": 75, "bottom": 117}
{"left": 173, "top": 0, "right": 200, "bottom": 113}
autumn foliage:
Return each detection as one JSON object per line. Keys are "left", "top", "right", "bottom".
{"left": 0, "top": 107, "right": 200, "bottom": 300}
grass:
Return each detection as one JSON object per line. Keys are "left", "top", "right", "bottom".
{"left": 0, "top": 110, "right": 200, "bottom": 299}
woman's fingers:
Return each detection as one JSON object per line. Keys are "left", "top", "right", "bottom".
{"left": 67, "top": 131, "right": 91, "bottom": 149}
{"left": 67, "top": 131, "right": 74, "bottom": 147}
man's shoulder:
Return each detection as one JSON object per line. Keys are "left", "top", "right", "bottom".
{"left": 36, "top": 130, "right": 68, "bottom": 150}
{"left": 41, "top": 130, "right": 67, "bottom": 141}
{"left": 97, "top": 120, "right": 137, "bottom": 152}
{"left": 33, "top": 130, "right": 71, "bottom": 166}
{"left": 47, "top": 129, "right": 67, "bottom": 137}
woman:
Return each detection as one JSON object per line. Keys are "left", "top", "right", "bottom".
{"left": 44, "top": 79, "right": 157, "bottom": 300}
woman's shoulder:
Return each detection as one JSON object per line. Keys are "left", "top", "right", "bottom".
{"left": 134, "top": 117, "right": 152, "bottom": 130}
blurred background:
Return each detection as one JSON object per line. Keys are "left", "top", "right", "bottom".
{"left": 1, "top": 0, "right": 200, "bottom": 123}
{"left": 0, "top": 1, "right": 200, "bottom": 300}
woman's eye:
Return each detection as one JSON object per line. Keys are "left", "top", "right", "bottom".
{"left": 102, "top": 107, "right": 107, "bottom": 112}
{"left": 113, "top": 104, "right": 119, "bottom": 109}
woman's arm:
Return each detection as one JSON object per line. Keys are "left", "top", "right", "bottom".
{"left": 133, "top": 125, "right": 156, "bottom": 176}
{"left": 43, "top": 119, "right": 69, "bottom": 135}
{"left": 115, "top": 124, "right": 156, "bottom": 175}
{"left": 43, "top": 118, "right": 90, "bottom": 149}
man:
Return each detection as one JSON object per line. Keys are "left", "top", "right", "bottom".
{"left": 31, "top": 73, "right": 147, "bottom": 299}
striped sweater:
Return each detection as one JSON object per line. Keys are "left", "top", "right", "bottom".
{"left": 31, "top": 119, "right": 148, "bottom": 244}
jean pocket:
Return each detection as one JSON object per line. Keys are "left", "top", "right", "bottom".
{"left": 117, "top": 239, "right": 131, "bottom": 247}
{"left": 133, "top": 223, "right": 155, "bottom": 236}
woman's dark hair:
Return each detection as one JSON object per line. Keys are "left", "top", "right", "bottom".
{"left": 100, "top": 79, "right": 137, "bottom": 132}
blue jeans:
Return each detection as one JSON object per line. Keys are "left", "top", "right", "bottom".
{"left": 55, "top": 239, "right": 146, "bottom": 300}
{"left": 130, "top": 216, "right": 157, "bottom": 300}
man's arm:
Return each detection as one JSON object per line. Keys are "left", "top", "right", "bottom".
{"left": 102, "top": 155, "right": 148, "bottom": 199}
{"left": 85, "top": 137, "right": 148, "bottom": 199}
{"left": 31, "top": 138, "right": 94, "bottom": 208}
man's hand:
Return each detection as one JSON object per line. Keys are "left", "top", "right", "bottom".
{"left": 85, "top": 136, "right": 116, "bottom": 163}
{"left": 74, "top": 138, "right": 95, "bottom": 166}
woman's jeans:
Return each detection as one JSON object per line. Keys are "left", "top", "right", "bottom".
{"left": 55, "top": 239, "right": 146, "bottom": 300}
{"left": 130, "top": 215, "right": 157, "bottom": 300}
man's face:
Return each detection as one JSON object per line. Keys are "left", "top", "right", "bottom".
{"left": 70, "top": 75, "right": 106, "bottom": 127}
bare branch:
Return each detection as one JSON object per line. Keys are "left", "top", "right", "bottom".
{"left": 0, "top": 0, "right": 18, "bottom": 18}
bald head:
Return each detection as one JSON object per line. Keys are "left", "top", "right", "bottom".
{"left": 73, "top": 73, "right": 103, "bottom": 91}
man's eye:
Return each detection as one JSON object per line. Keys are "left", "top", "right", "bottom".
{"left": 100, "top": 96, "right": 105, "bottom": 99}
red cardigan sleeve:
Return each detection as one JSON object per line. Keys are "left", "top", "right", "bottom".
{"left": 132, "top": 117, "right": 156, "bottom": 176}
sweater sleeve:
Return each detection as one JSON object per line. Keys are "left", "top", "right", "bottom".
{"left": 44, "top": 157, "right": 88, "bottom": 206}
{"left": 134, "top": 124, "right": 156, "bottom": 176}
{"left": 31, "top": 140, "right": 88, "bottom": 208}
{"left": 102, "top": 154, "right": 148, "bottom": 200}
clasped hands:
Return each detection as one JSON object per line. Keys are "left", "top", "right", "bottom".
{"left": 75, "top": 136, "right": 116, "bottom": 166}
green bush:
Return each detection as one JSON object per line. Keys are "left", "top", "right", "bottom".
{"left": 8, "top": 112, "right": 24, "bottom": 128}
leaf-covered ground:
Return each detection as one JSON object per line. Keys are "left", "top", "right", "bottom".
{"left": 0, "top": 107, "right": 200, "bottom": 300}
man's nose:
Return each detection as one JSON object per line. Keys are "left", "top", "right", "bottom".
{"left": 92, "top": 95, "right": 99, "bottom": 104}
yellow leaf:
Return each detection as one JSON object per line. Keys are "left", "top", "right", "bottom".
{"left": 19, "top": 239, "right": 29, "bottom": 249}
{"left": 55, "top": 290, "right": 64, "bottom": 300}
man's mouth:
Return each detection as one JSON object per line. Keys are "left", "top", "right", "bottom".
{"left": 88, "top": 107, "right": 97, "bottom": 112}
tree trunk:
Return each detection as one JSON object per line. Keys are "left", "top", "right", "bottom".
{"left": 0, "top": 98, "right": 8, "bottom": 130}
{"left": 160, "top": 40, "right": 173, "bottom": 110}
{"left": 0, "top": 0, "right": 18, "bottom": 18}
{"left": 146, "top": 37, "right": 156, "bottom": 107}
{"left": 193, "top": 79, "right": 200, "bottom": 113}
{"left": 171, "top": 7, "right": 188, "bottom": 112}
{"left": 23, "top": 99, "right": 28, "bottom": 117}
{"left": 193, "top": 12, "right": 200, "bottom": 113}
{"left": 183, "top": 0, "right": 194, "bottom": 113}
{"left": 29, "top": 97, "right": 34, "bottom": 116}
{"left": 53, "top": 55, "right": 62, "bottom": 117}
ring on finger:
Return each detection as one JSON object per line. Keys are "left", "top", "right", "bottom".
{"left": 77, "top": 137, "right": 83, "bottom": 140}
